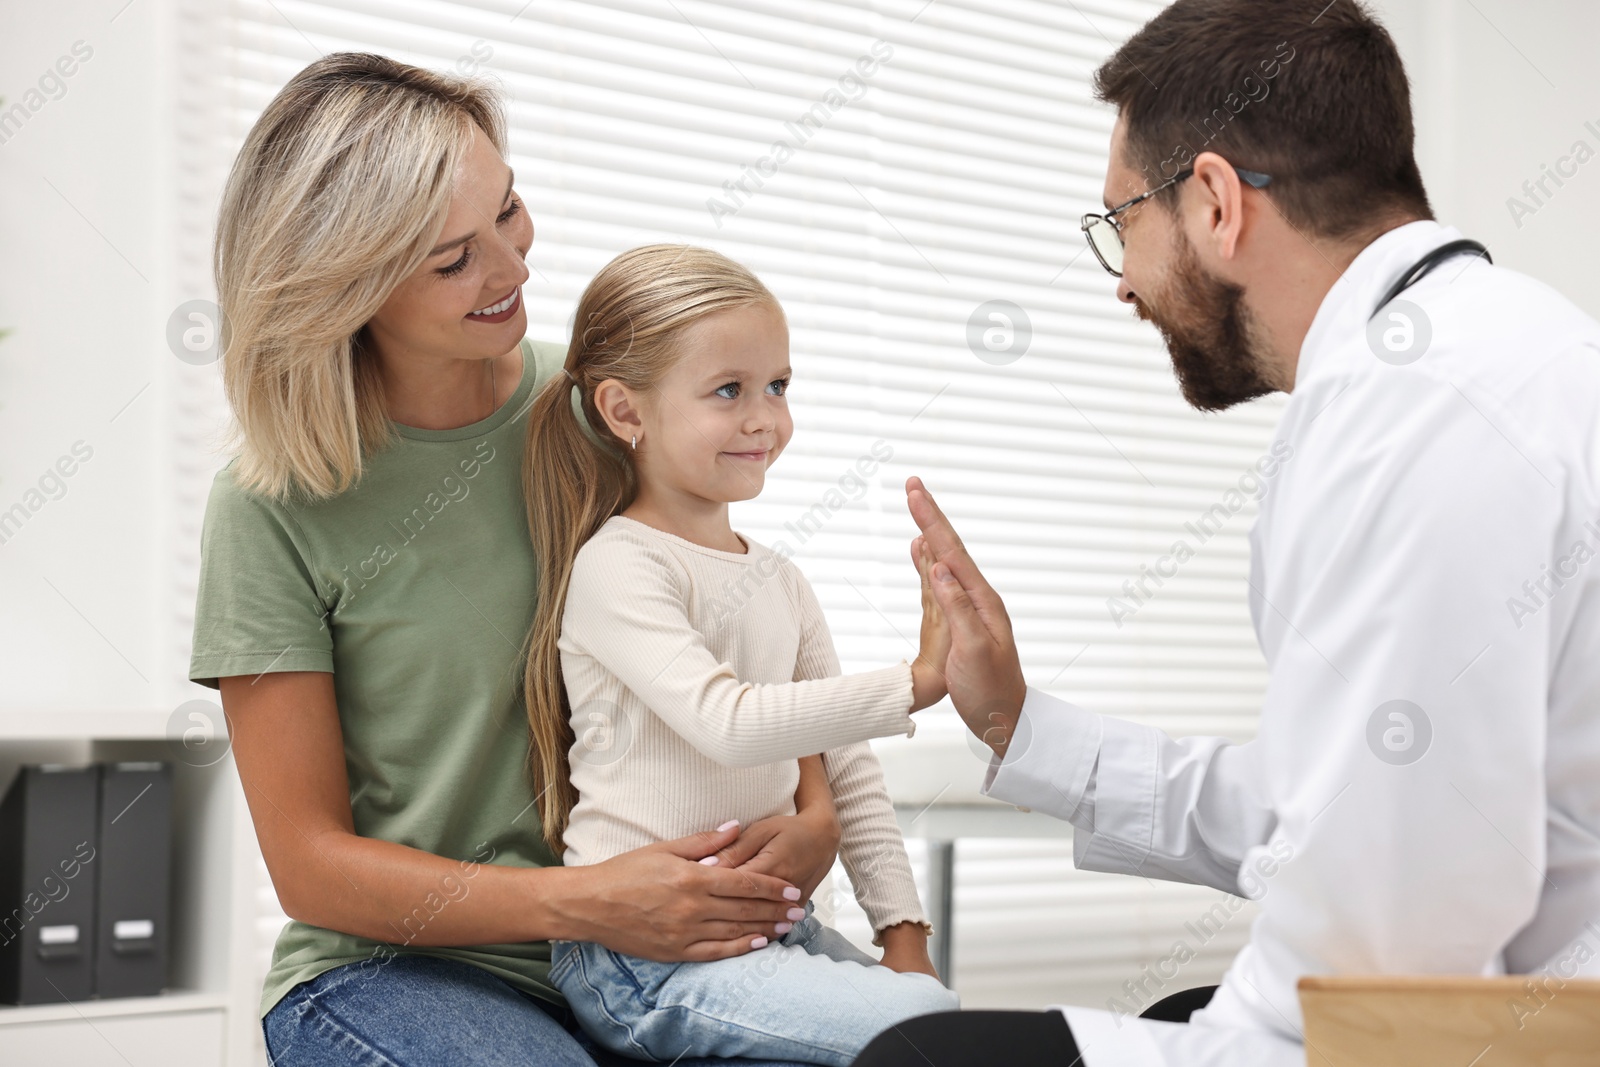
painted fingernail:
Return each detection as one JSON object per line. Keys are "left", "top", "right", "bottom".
{"left": 699, "top": 856, "right": 719, "bottom": 866}
{"left": 787, "top": 907, "right": 806, "bottom": 921}
{"left": 783, "top": 886, "right": 801, "bottom": 901}
{"left": 717, "top": 820, "right": 739, "bottom": 832}
{"left": 775, "top": 922, "right": 794, "bottom": 935}
{"left": 751, "top": 936, "right": 769, "bottom": 949}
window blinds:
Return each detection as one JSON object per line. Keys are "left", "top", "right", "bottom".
{"left": 199, "top": 0, "right": 1282, "bottom": 1014}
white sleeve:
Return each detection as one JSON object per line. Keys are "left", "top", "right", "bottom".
{"left": 981, "top": 688, "right": 1276, "bottom": 893}
{"left": 559, "top": 533, "right": 916, "bottom": 767}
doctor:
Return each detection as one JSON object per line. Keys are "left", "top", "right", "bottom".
{"left": 858, "top": 1, "right": 1600, "bottom": 1065}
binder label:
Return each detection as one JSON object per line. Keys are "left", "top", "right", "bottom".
{"left": 38, "top": 925, "right": 79, "bottom": 945}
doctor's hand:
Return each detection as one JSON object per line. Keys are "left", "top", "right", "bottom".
{"left": 906, "top": 476, "right": 1027, "bottom": 757}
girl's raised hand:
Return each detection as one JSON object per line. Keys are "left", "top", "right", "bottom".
{"left": 909, "top": 534, "right": 950, "bottom": 711}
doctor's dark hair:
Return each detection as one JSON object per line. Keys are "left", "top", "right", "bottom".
{"left": 521, "top": 244, "right": 781, "bottom": 849}
{"left": 1095, "top": 0, "right": 1434, "bottom": 241}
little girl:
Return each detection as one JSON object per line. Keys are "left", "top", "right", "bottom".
{"left": 521, "top": 244, "right": 960, "bottom": 1066}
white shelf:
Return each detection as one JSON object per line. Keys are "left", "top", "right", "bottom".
{"left": 0, "top": 709, "right": 219, "bottom": 742}
{"left": 0, "top": 990, "right": 230, "bottom": 1027}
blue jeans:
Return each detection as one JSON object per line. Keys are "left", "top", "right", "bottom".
{"left": 262, "top": 953, "right": 821, "bottom": 1066}
{"left": 548, "top": 904, "right": 961, "bottom": 1066}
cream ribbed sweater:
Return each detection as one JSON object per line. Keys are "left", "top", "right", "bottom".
{"left": 557, "top": 515, "right": 929, "bottom": 937}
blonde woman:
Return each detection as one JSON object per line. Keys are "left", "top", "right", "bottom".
{"left": 193, "top": 53, "right": 851, "bottom": 1067}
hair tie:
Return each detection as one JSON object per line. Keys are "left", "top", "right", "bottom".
{"left": 563, "top": 367, "right": 586, "bottom": 412}
{"left": 561, "top": 366, "right": 623, "bottom": 456}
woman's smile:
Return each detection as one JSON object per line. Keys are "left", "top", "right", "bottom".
{"left": 467, "top": 285, "right": 521, "bottom": 322}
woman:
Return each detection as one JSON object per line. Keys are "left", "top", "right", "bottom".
{"left": 190, "top": 53, "right": 880, "bottom": 1067}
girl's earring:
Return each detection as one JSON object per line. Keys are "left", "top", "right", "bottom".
{"left": 631, "top": 434, "right": 638, "bottom": 450}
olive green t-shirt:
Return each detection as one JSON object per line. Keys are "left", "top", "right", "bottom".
{"left": 189, "top": 338, "right": 573, "bottom": 1019}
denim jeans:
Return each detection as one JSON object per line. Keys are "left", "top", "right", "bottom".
{"left": 548, "top": 903, "right": 961, "bottom": 1066}
{"left": 262, "top": 953, "right": 821, "bottom": 1067}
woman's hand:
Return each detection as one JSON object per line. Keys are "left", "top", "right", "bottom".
{"left": 561, "top": 822, "right": 806, "bottom": 963}
{"left": 910, "top": 533, "right": 951, "bottom": 711}
{"left": 706, "top": 756, "right": 840, "bottom": 903}
{"left": 878, "top": 921, "right": 941, "bottom": 980}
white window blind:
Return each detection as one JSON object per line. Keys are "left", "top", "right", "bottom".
{"left": 190, "top": 0, "right": 1285, "bottom": 1018}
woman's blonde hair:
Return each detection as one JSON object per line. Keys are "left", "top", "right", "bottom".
{"left": 214, "top": 52, "right": 506, "bottom": 499}
{"left": 523, "top": 244, "right": 782, "bottom": 849}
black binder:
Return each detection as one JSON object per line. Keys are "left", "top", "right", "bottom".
{"left": 92, "top": 761, "right": 172, "bottom": 998}
{"left": 0, "top": 764, "right": 100, "bottom": 1005}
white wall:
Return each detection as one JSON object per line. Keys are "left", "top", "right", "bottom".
{"left": 1375, "top": 0, "right": 1600, "bottom": 319}
{"left": 0, "top": 0, "right": 186, "bottom": 715}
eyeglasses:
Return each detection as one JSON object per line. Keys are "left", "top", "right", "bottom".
{"left": 1080, "top": 164, "right": 1273, "bottom": 278}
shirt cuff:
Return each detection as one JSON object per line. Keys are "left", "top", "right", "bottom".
{"left": 1069, "top": 712, "right": 1164, "bottom": 875}
{"left": 870, "top": 918, "right": 935, "bottom": 947}
{"left": 979, "top": 686, "right": 1102, "bottom": 830}
{"left": 892, "top": 659, "right": 917, "bottom": 738}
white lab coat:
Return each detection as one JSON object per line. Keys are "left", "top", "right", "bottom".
{"left": 982, "top": 220, "right": 1600, "bottom": 1066}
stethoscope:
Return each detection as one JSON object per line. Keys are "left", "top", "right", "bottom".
{"left": 1368, "top": 238, "right": 1491, "bottom": 320}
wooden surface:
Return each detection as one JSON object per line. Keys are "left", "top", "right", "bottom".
{"left": 1298, "top": 974, "right": 1600, "bottom": 1066}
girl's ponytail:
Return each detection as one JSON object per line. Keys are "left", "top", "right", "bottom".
{"left": 522, "top": 367, "right": 631, "bottom": 851}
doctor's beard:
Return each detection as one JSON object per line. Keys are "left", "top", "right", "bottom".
{"left": 1133, "top": 227, "right": 1276, "bottom": 412}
